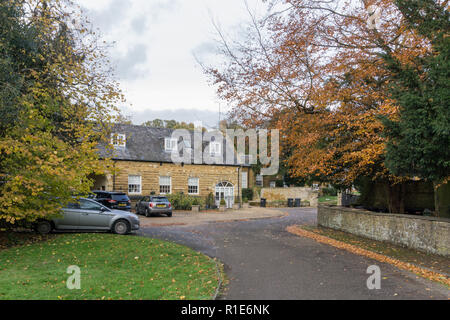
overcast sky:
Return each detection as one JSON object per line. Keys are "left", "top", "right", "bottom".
{"left": 76, "top": 0, "right": 264, "bottom": 128}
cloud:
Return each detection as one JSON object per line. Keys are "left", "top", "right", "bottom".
{"left": 86, "top": 0, "right": 132, "bottom": 31}
{"left": 192, "top": 41, "right": 219, "bottom": 58}
{"left": 149, "top": 0, "right": 180, "bottom": 21}
{"left": 114, "top": 44, "right": 149, "bottom": 79}
{"left": 131, "top": 16, "right": 147, "bottom": 34}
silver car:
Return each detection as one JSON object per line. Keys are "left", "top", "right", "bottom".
{"left": 136, "top": 196, "right": 173, "bottom": 217}
{"left": 34, "top": 198, "right": 140, "bottom": 235}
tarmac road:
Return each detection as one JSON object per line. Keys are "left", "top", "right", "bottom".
{"left": 139, "top": 208, "right": 449, "bottom": 300}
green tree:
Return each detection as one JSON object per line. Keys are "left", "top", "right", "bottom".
{"left": 0, "top": 0, "right": 121, "bottom": 224}
{"left": 381, "top": 0, "right": 450, "bottom": 216}
{"left": 143, "top": 119, "right": 165, "bottom": 128}
{"left": 143, "top": 119, "right": 198, "bottom": 130}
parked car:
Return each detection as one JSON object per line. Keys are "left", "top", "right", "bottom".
{"left": 91, "top": 191, "right": 131, "bottom": 211}
{"left": 136, "top": 196, "right": 172, "bottom": 217}
{"left": 34, "top": 198, "right": 140, "bottom": 235}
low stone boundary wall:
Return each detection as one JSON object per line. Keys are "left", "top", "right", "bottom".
{"left": 260, "top": 187, "right": 319, "bottom": 207}
{"left": 318, "top": 205, "right": 450, "bottom": 256}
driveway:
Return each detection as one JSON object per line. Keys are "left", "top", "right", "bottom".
{"left": 138, "top": 208, "right": 449, "bottom": 300}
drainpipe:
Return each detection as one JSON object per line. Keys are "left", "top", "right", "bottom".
{"left": 113, "top": 160, "right": 116, "bottom": 191}
{"left": 237, "top": 166, "right": 241, "bottom": 206}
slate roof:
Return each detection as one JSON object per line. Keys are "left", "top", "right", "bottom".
{"left": 98, "top": 124, "right": 250, "bottom": 167}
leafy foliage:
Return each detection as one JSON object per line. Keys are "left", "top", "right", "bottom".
{"left": 0, "top": 0, "right": 122, "bottom": 223}
{"left": 241, "top": 188, "right": 254, "bottom": 201}
{"left": 381, "top": 0, "right": 450, "bottom": 185}
{"left": 166, "top": 193, "right": 205, "bottom": 210}
{"left": 203, "top": 0, "right": 448, "bottom": 213}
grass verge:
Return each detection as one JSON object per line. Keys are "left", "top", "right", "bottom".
{"left": 318, "top": 196, "right": 338, "bottom": 205}
{"left": 287, "top": 225, "right": 449, "bottom": 287}
{"left": 0, "top": 233, "right": 220, "bottom": 300}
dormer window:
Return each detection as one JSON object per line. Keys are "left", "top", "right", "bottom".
{"left": 183, "top": 139, "right": 191, "bottom": 149}
{"left": 210, "top": 142, "right": 221, "bottom": 156}
{"left": 111, "top": 133, "right": 126, "bottom": 148}
{"left": 165, "top": 138, "right": 178, "bottom": 152}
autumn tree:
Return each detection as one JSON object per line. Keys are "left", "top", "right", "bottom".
{"left": 0, "top": 0, "right": 122, "bottom": 225}
{"left": 203, "top": 0, "right": 440, "bottom": 212}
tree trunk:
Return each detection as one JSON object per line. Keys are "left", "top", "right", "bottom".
{"left": 399, "top": 182, "right": 406, "bottom": 214}
{"left": 387, "top": 183, "right": 405, "bottom": 214}
{"left": 433, "top": 181, "right": 440, "bottom": 217}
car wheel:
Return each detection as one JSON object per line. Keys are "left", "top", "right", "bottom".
{"left": 35, "top": 221, "right": 52, "bottom": 235}
{"left": 145, "top": 209, "right": 151, "bottom": 217}
{"left": 135, "top": 206, "right": 140, "bottom": 214}
{"left": 112, "top": 220, "right": 130, "bottom": 235}
{"left": 167, "top": 212, "right": 172, "bottom": 217}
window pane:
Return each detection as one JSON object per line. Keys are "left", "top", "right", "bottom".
{"left": 242, "top": 172, "right": 248, "bottom": 189}
{"left": 128, "top": 175, "right": 141, "bottom": 194}
{"left": 188, "top": 178, "right": 199, "bottom": 194}
{"left": 256, "top": 174, "right": 263, "bottom": 186}
{"left": 80, "top": 199, "right": 102, "bottom": 211}
{"left": 159, "top": 176, "right": 171, "bottom": 194}
{"left": 165, "top": 138, "right": 177, "bottom": 151}
{"left": 129, "top": 176, "right": 140, "bottom": 184}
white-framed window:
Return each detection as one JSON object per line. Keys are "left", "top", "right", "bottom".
{"left": 111, "top": 133, "right": 126, "bottom": 147}
{"left": 159, "top": 176, "right": 171, "bottom": 194}
{"left": 209, "top": 142, "right": 221, "bottom": 156}
{"left": 270, "top": 181, "right": 276, "bottom": 188}
{"left": 188, "top": 177, "right": 199, "bottom": 195}
{"left": 165, "top": 138, "right": 178, "bottom": 152}
{"left": 241, "top": 172, "right": 248, "bottom": 189}
{"left": 256, "top": 174, "right": 263, "bottom": 187}
{"left": 128, "top": 175, "right": 141, "bottom": 194}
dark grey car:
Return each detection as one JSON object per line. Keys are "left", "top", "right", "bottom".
{"left": 136, "top": 196, "right": 172, "bottom": 217}
{"left": 35, "top": 198, "right": 140, "bottom": 235}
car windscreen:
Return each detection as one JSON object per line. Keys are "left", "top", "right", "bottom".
{"left": 151, "top": 197, "right": 169, "bottom": 203}
{"left": 112, "top": 194, "right": 129, "bottom": 201}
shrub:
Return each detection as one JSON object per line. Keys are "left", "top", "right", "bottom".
{"left": 322, "top": 187, "right": 338, "bottom": 197}
{"left": 166, "top": 193, "right": 204, "bottom": 210}
{"left": 220, "top": 199, "right": 226, "bottom": 206}
{"left": 242, "top": 197, "right": 248, "bottom": 203}
{"left": 275, "top": 180, "right": 284, "bottom": 188}
{"left": 242, "top": 188, "right": 253, "bottom": 201}
{"left": 205, "top": 192, "right": 215, "bottom": 208}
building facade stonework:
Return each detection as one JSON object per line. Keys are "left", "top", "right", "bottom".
{"left": 94, "top": 124, "right": 253, "bottom": 208}
{"left": 94, "top": 160, "right": 251, "bottom": 199}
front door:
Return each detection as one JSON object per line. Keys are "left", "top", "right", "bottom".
{"left": 215, "top": 181, "right": 234, "bottom": 208}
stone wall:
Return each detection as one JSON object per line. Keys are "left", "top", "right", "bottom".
{"left": 318, "top": 205, "right": 450, "bottom": 256}
{"left": 96, "top": 160, "right": 251, "bottom": 198}
{"left": 260, "top": 187, "right": 319, "bottom": 207}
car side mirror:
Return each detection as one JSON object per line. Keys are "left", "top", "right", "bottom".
{"left": 101, "top": 207, "right": 109, "bottom": 212}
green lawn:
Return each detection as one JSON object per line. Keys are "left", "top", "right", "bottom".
{"left": 0, "top": 233, "right": 220, "bottom": 300}
{"left": 319, "top": 195, "right": 338, "bottom": 205}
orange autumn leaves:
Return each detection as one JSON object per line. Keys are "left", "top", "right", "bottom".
{"left": 287, "top": 226, "right": 450, "bottom": 287}
{"left": 205, "top": 0, "right": 437, "bottom": 186}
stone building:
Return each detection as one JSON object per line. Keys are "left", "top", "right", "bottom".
{"left": 92, "top": 124, "right": 253, "bottom": 208}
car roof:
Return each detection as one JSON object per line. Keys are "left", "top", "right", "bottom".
{"left": 92, "top": 191, "right": 127, "bottom": 195}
